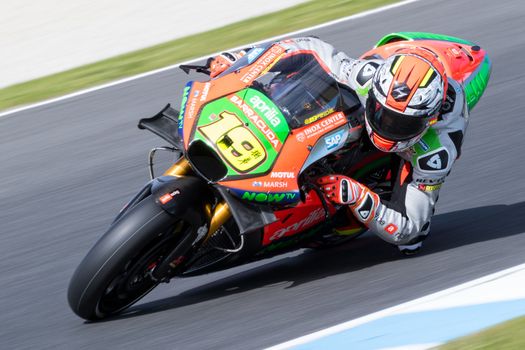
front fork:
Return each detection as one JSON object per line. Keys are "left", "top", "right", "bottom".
{"left": 164, "top": 157, "right": 232, "bottom": 242}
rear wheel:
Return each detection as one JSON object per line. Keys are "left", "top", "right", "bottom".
{"left": 68, "top": 196, "right": 195, "bottom": 320}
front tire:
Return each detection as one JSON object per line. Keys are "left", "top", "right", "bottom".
{"left": 67, "top": 196, "right": 193, "bottom": 320}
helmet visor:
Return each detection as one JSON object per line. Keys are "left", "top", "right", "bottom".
{"left": 366, "top": 94, "right": 431, "bottom": 142}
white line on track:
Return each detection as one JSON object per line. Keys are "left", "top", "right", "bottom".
{"left": 0, "top": 0, "right": 424, "bottom": 119}
{"left": 265, "top": 262, "right": 525, "bottom": 349}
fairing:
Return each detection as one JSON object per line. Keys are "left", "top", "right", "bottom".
{"left": 179, "top": 44, "right": 362, "bottom": 205}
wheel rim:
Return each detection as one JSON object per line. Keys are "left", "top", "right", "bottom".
{"left": 95, "top": 221, "right": 189, "bottom": 317}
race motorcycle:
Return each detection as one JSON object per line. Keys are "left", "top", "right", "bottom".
{"left": 68, "top": 32, "right": 490, "bottom": 320}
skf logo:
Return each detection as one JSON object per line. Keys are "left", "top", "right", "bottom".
{"left": 385, "top": 223, "right": 398, "bottom": 235}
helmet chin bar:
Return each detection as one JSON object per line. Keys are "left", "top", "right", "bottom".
{"left": 365, "top": 118, "right": 427, "bottom": 153}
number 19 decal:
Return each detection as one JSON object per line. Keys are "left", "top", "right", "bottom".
{"left": 199, "top": 111, "right": 267, "bottom": 173}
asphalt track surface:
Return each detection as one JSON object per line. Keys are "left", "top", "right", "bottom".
{"left": 1, "top": 0, "right": 524, "bottom": 348}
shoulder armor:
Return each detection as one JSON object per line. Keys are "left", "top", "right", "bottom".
{"left": 411, "top": 128, "right": 454, "bottom": 176}
{"left": 348, "top": 59, "right": 382, "bottom": 98}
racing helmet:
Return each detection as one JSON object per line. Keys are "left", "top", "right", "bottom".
{"left": 365, "top": 47, "right": 447, "bottom": 152}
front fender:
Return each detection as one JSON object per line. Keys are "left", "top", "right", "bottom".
{"left": 114, "top": 175, "right": 213, "bottom": 229}
{"left": 151, "top": 175, "right": 213, "bottom": 228}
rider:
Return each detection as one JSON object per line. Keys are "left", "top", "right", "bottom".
{"left": 208, "top": 36, "right": 476, "bottom": 255}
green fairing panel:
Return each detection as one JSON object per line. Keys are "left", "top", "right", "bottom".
{"left": 375, "top": 32, "right": 476, "bottom": 47}
{"left": 412, "top": 128, "right": 442, "bottom": 163}
{"left": 464, "top": 56, "right": 492, "bottom": 111}
{"left": 192, "top": 88, "right": 289, "bottom": 177}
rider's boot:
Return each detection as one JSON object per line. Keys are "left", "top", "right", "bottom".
{"left": 398, "top": 241, "right": 423, "bottom": 256}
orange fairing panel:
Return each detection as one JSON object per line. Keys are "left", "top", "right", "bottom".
{"left": 182, "top": 45, "right": 287, "bottom": 149}
{"left": 361, "top": 40, "right": 488, "bottom": 85}
{"left": 218, "top": 111, "right": 348, "bottom": 194}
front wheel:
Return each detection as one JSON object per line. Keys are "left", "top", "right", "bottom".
{"left": 67, "top": 196, "right": 194, "bottom": 320}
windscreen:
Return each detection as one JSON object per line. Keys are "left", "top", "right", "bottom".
{"left": 220, "top": 44, "right": 273, "bottom": 76}
{"left": 251, "top": 53, "right": 341, "bottom": 129}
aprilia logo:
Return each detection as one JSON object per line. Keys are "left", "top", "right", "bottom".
{"left": 230, "top": 95, "right": 280, "bottom": 148}
{"left": 269, "top": 208, "right": 325, "bottom": 241}
{"left": 249, "top": 95, "right": 281, "bottom": 127}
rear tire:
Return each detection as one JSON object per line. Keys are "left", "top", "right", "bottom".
{"left": 67, "top": 196, "right": 193, "bottom": 320}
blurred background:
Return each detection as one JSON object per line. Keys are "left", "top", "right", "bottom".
{"left": 0, "top": 0, "right": 306, "bottom": 88}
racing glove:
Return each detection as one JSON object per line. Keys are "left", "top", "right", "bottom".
{"left": 318, "top": 175, "right": 380, "bottom": 224}
{"left": 207, "top": 51, "right": 246, "bottom": 78}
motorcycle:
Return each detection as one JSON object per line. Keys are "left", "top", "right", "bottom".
{"left": 68, "top": 32, "right": 490, "bottom": 320}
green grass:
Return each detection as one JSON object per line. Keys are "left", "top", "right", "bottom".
{"left": 0, "top": 0, "right": 400, "bottom": 112}
{"left": 438, "top": 316, "right": 525, "bottom": 350}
